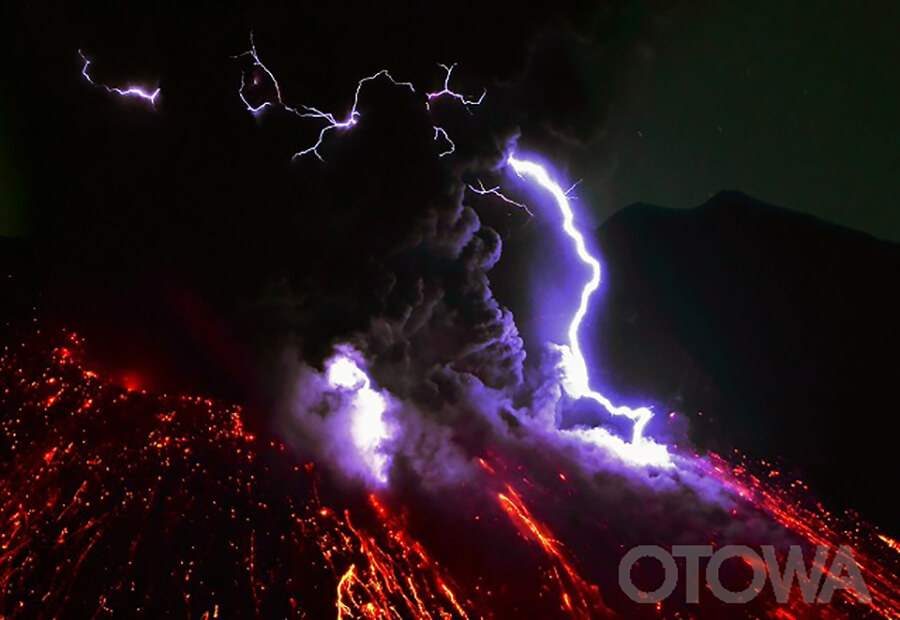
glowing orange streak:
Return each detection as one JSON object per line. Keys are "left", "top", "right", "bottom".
{"left": 496, "top": 485, "right": 610, "bottom": 618}
{"left": 437, "top": 580, "right": 467, "bottom": 619}
{"left": 498, "top": 487, "right": 560, "bottom": 557}
{"left": 315, "top": 497, "right": 471, "bottom": 619}
{"left": 707, "top": 454, "right": 900, "bottom": 619}
{"left": 55, "top": 480, "right": 88, "bottom": 521}
{"left": 336, "top": 564, "right": 357, "bottom": 619}
{"left": 879, "top": 534, "right": 900, "bottom": 554}
{"left": 476, "top": 457, "right": 495, "bottom": 475}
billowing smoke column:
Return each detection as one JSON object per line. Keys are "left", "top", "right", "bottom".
{"left": 68, "top": 33, "right": 671, "bottom": 484}
{"left": 277, "top": 344, "right": 400, "bottom": 487}
{"left": 228, "top": 35, "right": 671, "bottom": 482}
{"left": 276, "top": 149, "right": 670, "bottom": 483}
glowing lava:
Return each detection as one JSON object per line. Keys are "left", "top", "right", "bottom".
{"left": 0, "top": 333, "right": 466, "bottom": 618}
{"left": 497, "top": 484, "right": 612, "bottom": 618}
{"left": 506, "top": 153, "right": 669, "bottom": 467}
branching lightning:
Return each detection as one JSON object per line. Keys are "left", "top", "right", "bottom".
{"left": 425, "top": 63, "right": 486, "bottom": 158}
{"left": 233, "top": 34, "right": 416, "bottom": 160}
{"left": 425, "top": 63, "right": 486, "bottom": 111}
{"left": 433, "top": 126, "right": 456, "bottom": 158}
{"left": 290, "top": 69, "right": 415, "bottom": 161}
{"left": 78, "top": 50, "right": 160, "bottom": 105}
{"left": 233, "top": 35, "right": 483, "bottom": 160}
{"left": 231, "top": 32, "right": 288, "bottom": 115}
{"left": 466, "top": 180, "right": 534, "bottom": 216}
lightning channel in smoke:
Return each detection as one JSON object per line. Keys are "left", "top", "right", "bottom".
{"left": 466, "top": 180, "right": 534, "bottom": 216}
{"left": 78, "top": 50, "right": 160, "bottom": 105}
{"left": 506, "top": 153, "right": 669, "bottom": 467}
{"left": 325, "top": 348, "right": 392, "bottom": 484}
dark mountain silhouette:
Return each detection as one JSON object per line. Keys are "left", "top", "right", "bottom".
{"left": 587, "top": 191, "right": 900, "bottom": 528}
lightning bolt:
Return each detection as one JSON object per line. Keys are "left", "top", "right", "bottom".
{"left": 433, "top": 126, "right": 456, "bottom": 158}
{"left": 230, "top": 32, "right": 288, "bottom": 115}
{"left": 233, "top": 34, "right": 415, "bottom": 161}
{"left": 466, "top": 180, "right": 534, "bottom": 216}
{"left": 290, "top": 69, "right": 415, "bottom": 161}
{"left": 233, "top": 35, "right": 483, "bottom": 160}
{"left": 506, "top": 153, "right": 669, "bottom": 466}
{"left": 78, "top": 50, "right": 160, "bottom": 105}
{"left": 426, "top": 63, "right": 486, "bottom": 111}
{"left": 426, "top": 63, "right": 486, "bottom": 159}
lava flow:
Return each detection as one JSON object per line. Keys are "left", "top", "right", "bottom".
{"left": 2, "top": 331, "right": 899, "bottom": 618}
{"left": 0, "top": 332, "right": 469, "bottom": 618}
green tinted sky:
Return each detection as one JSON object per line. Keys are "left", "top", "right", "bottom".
{"left": 579, "top": 0, "right": 899, "bottom": 241}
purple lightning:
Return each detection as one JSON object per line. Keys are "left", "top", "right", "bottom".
{"left": 426, "top": 63, "right": 486, "bottom": 111}
{"left": 467, "top": 180, "right": 534, "bottom": 216}
{"left": 233, "top": 34, "right": 415, "bottom": 160}
{"left": 506, "top": 153, "right": 669, "bottom": 466}
{"left": 290, "top": 69, "right": 415, "bottom": 161}
{"left": 433, "top": 127, "right": 456, "bottom": 158}
{"left": 233, "top": 36, "right": 485, "bottom": 160}
{"left": 231, "top": 32, "right": 287, "bottom": 115}
{"left": 426, "top": 63, "right": 486, "bottom": 157}
{"left": 78, "top": 50, "right": 160, "bottom": 105}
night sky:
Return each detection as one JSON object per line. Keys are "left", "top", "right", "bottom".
{"left": 4, "top": 1, "right": 898, "bottom": 239}
{"left": 582, "top": 0, "right": 900, "bottom": 241}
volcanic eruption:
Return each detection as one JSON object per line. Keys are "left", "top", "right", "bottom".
{"left": 1, "top": 10, "right": 898, "bottom": 619}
